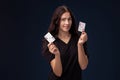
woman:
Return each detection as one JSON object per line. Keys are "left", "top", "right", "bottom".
{"left": 42, "top": 5, "right": 88, "bottom": 80}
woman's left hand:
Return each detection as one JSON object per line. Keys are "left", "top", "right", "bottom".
{"left": 78, "top": 32, "right": 88, "bottom": 45}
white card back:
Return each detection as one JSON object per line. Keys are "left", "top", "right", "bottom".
{"left": 44, "top": 32, "right": 55, "bottom": 43}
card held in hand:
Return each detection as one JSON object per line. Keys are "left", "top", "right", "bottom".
{"left": 78, "top": 21, "right": 86, "bottom": 32}
{"left": 44, "top": 32, "right": 55, "bottom": 43}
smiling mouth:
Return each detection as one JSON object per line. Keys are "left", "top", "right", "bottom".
{"left": 64, "top": 26, "right": 69, "bottom": 29}
{"left": 64, "top": 25, "right": 69, "bottom": 27}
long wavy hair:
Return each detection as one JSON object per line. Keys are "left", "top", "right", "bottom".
{"left": 48, "top": 5, "right": 78, "bottom": 37}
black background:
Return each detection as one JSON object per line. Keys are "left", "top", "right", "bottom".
{"left": 0, "top": 0, "right": 120, "bottom": 80}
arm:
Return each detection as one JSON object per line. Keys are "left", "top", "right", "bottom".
{"left": 77, "top": 32, "right": 88, "bottom": 70}
{"left": 48, "top": 43, "right": 62, "bottom": 77}
{"left": 78, "top": 44, "right": 88, "bottom": 70}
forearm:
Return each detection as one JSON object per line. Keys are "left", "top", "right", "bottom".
{"left": 78, "top": 44, "right": 88, "bottom": 70}
{"left": 51, "top": 53, "right": 62, "bottom": 77}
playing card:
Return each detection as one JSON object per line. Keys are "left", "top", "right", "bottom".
{"left": 78, "top": 21, "right": 86, "bottom": 32}
{"left": 44, "top": 32, "right": 55, "bottom": 43}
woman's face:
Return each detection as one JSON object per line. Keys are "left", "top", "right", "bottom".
{"left": 59, "top": 12, "right": 72, "bottom": 33}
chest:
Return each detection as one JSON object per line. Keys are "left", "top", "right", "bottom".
{"left": 56, "top": 39, "right": 78, "bottom": 59}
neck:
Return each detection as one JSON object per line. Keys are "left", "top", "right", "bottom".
{"left": 58, "top": 31, "right": 71, "bottom": 38}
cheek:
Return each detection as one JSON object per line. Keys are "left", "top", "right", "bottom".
{"left": 69, "top": 21, "right": 72, "bottom": 26}
{"left": 59, "top": 21, "right": 62, "bottom": 25}
{"left": 69, "top": 22, "right": 72, "bottom": 27}
{"left": 59, "top": 24, "right": 63, "bottom": 29}
{"left": 59, "top": 22, "right": 64, "bottom": 28}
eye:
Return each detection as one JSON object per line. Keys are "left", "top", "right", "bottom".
{"left": 61, "top": 18, "right": 66, "bottom": 21}
{"left": 68, "top": 18, "right": 72, "bottom": 21}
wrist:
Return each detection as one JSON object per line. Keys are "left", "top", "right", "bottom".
{"left": 55, "top": 51, "right": 60, "bottom": 56}
{"left": 77, "top": 43, "right": 83, "bottom": 47}
{"left": 55, "top": 53, "right": 61, "bottom": 59}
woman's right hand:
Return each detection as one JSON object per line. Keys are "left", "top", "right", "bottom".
{"left": 47, "top": 43, "right": 60, "bottom": 55}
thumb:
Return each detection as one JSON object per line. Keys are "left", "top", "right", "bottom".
{"left": 47, "top": 42, "right": 53, "bottom": 47}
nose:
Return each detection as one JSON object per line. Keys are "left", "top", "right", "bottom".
{"left": 65, "top": 19, "right": 69, "bottom": 24}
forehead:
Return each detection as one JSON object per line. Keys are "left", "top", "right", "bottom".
{"left": 61, "top": 12, "right": 71, "bottom": 18}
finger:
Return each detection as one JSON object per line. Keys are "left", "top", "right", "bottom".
{"left": 49, "top": 47, "right": 54, "bottom": 53}
{"left": 50, "top": 48, "right": 54, "bottom": 52}
{"left": 82, "top": 32, "right": 85, "bottom": 34}
{"left": 51, "top": 47, "right": 57, "bottom": 53}
{"left": 82, "top": 31, "right": 85, "bottom": 34}
{"left": 47, "top": 42, "right": 53, "bottom": 48}
{"left": 85, "top": 34, "right": 88, "bottom": 40}
{"left": 53, "top": 47, "right": 57, "bottom": 52}
{"left": 83, "top": 31, "right": 87, "bottom": 34}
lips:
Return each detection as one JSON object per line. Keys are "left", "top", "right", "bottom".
{"left": 64, "top": 26, "right": 69, "bottom": 29}
{"left": 64, "top": 25, "right": 69, "bottom": 28}
{"left": 63, "top": 26, "right": 71, "bottom": 31}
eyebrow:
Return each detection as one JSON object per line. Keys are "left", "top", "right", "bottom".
{"left": 61, "top": 17, "right": 72, "bottom": 19}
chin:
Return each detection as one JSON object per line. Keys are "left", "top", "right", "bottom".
{"left": 64, "top": 28, "right": 70, "bottom": 31}
{"left": 63, "top": 30, "right": 70, "bottom": 32}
